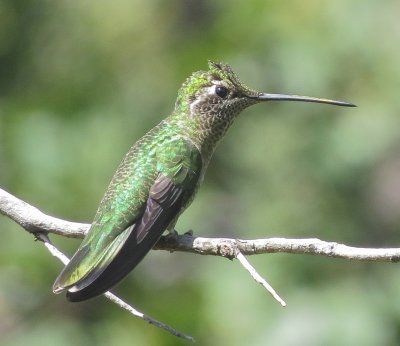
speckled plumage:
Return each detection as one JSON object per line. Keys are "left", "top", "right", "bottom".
{"left": 53, "top": 61, "right": 354, "bottom": 301}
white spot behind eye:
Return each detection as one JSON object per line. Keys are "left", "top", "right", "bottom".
{"left": 189, "top": 84, "right": 231, "bottom": 115}
{"left": 189, "top": 86, "right": 214, "bottom": 115}
{"left": 205, "top": 83, "right": 229, "bottom": 97}
{"left": 209, "top": 85, "right": 218, "bottom": 96}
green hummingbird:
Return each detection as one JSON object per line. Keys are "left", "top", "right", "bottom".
{"left": 53, "top": 61, "right": 355, "bottom": 302}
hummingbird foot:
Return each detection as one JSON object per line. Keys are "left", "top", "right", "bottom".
{"left": 163, "top": 229, "right": 179, "bottom": 243}
{"left": 166, "top": 228, "right": 179, "bottom": 236}
{"left": 183, "top": 229, "right": 194, "bottom": 236}
{"left": 156, "top": 229, "right": 194, "bottom": 252}
{"left": 164, "top": 229, "right": 194, "bottom": 241}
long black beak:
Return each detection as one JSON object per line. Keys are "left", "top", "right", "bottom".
{"left": 248, "top": 93, "right": 356, "bottom": 107}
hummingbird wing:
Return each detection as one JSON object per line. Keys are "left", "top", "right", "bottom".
{"left": 53, "top": 136, "right": 202, "bottom": 301}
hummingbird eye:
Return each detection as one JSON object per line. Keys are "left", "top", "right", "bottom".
{"left": 215, "top": 86, "right": 229, "bottom": 98}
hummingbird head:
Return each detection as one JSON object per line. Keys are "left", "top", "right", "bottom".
{"left": 175, "top": 61, "right": 262, "bottom": 121}
{"left": 172, "top": 61, "right": 355, "bottom": 151}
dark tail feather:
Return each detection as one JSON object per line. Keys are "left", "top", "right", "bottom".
{"left": 66, "top": 225, "right": 162, "bottom": 302}
{"left": 67, "top": 193, "right": 182, "bottom": 302}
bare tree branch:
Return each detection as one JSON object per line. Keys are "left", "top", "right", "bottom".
{"left": 2, "top": 186, "right": 400, "bottom": 340}
{"left": 0, "top": 187, "right": 88, "bottom": 237}
{"left": 1, "top": 187, "right": 195, "bottom": 340}
{"left": 155, "top": 235, "right": 400, "bottom": 262}
{"left": 2, "top": 187, "right": 400, "bottom": 262}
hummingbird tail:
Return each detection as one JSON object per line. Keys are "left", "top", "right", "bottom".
{"left": 65, "top": 221, "right": 165, "bottom": 302}
{"left": 65, "top": 176, "right": 185, "bottom": 302}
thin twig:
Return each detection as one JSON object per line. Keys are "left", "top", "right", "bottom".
{"left": 235, "top": 250, "right": 286, "bottom": 307}
{"left": 34, "top": 233, "right": 194, "bottom": 341}
{"left": 103, "top": 293, "right": 194, "bottom": 341}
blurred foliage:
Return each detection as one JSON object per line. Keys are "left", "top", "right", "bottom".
{"left": 1, "top": 0, "right": 400, "bottom": 345}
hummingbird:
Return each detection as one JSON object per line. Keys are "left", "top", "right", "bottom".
{"left": 53, "top": 61, "right": 355, "bottom": 302}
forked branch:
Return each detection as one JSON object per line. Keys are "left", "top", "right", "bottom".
{"left": 2, "top": 187, "right": 400, "bottom": 341}
{"left": 2, "top": 187, "right": 400, "bottom": 262}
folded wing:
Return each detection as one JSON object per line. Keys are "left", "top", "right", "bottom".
{"left": 53, "top": 136, "right": 202, "bottom": 301}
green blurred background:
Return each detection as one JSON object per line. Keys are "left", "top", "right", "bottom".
{"left": 1, "top": 0, "right": 400, "bottom": 345}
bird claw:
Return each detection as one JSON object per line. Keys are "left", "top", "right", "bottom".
{"left": 165, "top": 229, "right": 194, "bottom": 239}
{"left": 184, "top": 229, "right": 194, "bottom": 236}
{"left": 168, "top": 229, "right": 179, "bottom": 236}
{"left": 164, "top": 229, "right": 179, "bottom": 241}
